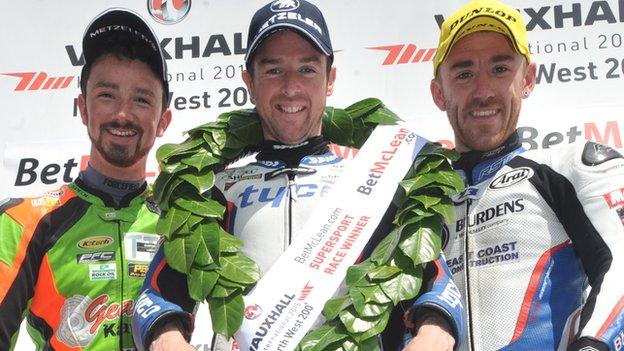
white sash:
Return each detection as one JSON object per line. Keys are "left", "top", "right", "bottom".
{"left": 234, "top": 124, "right": 426, "bottom": 351}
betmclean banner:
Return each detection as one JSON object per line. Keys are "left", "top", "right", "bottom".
{"left": 2, "top": 0, "right": 623, "bottom": 350}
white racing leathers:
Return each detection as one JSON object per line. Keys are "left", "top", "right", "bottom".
{"left": 133, "top": 141, "right": 465, "bottom": 351}
{"left": 439, "top": 133, "right": 624, "bottom": 351}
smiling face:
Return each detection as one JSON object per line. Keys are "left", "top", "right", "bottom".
{"left": 78, "top": 54, "right": 171, "bottom": 180}
{"left": 431, "top": 31, "right": 536, "bottom": 152}
{"left": 242, "top": 30, "right": 336, "bottom": 145}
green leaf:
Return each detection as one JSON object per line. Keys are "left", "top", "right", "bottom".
{"left": 379, "top": 268, "right": 423, "bottom": 305}
{"left": 219, "top": 253, "right": 260, "bottom": 285}
{"left": 353, "top": 285, "right": 391, "bottom": 304}
{"left": 350, "top": 288, "right": 389, "bottom": 317}
{"left": 297, "top": 323, "right": 348, "bottom": 351}
{"left": 180, "top": 149, "right": 221, "bottom": 172}
{"left": 203, "top": 133, "right": 222, "bottom": 156}
{"left": 323, "top": 107, "right": 354, "bottom": 145}
{"left": 180, "top": 170, "right": 215, "bottom": 194}
{"left": 211, "top": 128, "right": 227, "bottom": 147}
{"left": 187, "top": 268, "right": 219, "bottom": 301}
{"left": 174, "top": 197, "right": 225, "bottom": 218}
{"left": 339, "top": 305, "right": 384, "bottom": 333}
{"left": 209, "top": 293, "right": 245, "bottom": 339}
{"left": 362, "top": 106, "right": 401, "bottom": 125}
{"left": 399, "top": 217, "right": 442, "bottom": 265}
{"left": 219, "top": 230, "right": 244, "bottom": 252}
{"left": 399, "top": 173, "right": 437, "bottom": 195}
{"left": 430, "top": 198, "right": 456, "bottom": 223}
{"left": 228, "top": 113, "right": 262, "bottom": 146}
{"left": 345, "top": 262, "right": 374, "bottom": 287}
{"left": 418, "top": 142, "right": 459, "bottom": 161}
{"left": 211, "top": 282, "right": 240, "bottom": 298}
{"left": 369, "top": 228, "right": 401, "bottom": 265}
{"left": 367, "top": 265, "right": 401, "bottom": 281}
{"left": 413, "top": 155, "right": 447, "bottom": 175}
{"left": 344, "top": 98, "right": 382, "bottom": 118}
{"left": 156, "top": 207, "right": 191, "bottom": 238}
{"left": 432, "top": 169, "right": 465, "bottom": 193}
{"left": 323, "top": 296, "right": 351, "bottom": 320}
{"left": 156, "top": 138, "right": 204, "bottom": 162}
{"left": 193, "top": 223, "right": 220, "bottom": 269}
{"left": 163, "top": 234, "right": 198, "bottom": 273}
{"left": 352, "top": 309, "right": 391, "bottom": 343}
{"left": 409, "top": 194, "right": 441, "bottom": 209}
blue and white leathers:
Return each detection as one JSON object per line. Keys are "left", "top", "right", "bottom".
{"left": 432, "top": 132, "right": 624, "bottom": 351}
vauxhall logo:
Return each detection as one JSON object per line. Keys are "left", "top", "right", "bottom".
{"left": 435, "top": 1, "right": 624, "bottom": 30}
{"left": 65, "top": 33, "right": 246, "bottom": 65}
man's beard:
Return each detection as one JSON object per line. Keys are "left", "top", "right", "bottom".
{"left": 90, "top": 122, "right": 148, "bottom": 167}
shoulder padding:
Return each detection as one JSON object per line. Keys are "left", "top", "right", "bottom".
{"left": 582, "top": 141, "right": 623, "bottom": 166}
{"left": 0, "top": 198, "right": 23, "bottom": 215}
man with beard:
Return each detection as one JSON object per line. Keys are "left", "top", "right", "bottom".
{"left": 404, "top": 0, "right": 624, "bottom": 350}
{"left": 0, "top": 8, "right": 171, "bottom": 350}
{"left": 132, "top": 1, "right": 464, "bottom": 351}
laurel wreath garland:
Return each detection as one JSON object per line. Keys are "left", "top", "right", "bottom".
{"left": 152, "top": 98, "right": 463, "bottom": 350}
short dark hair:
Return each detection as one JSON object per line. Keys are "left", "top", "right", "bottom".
{"left": 80, "top": 33, "right": 168, "bottom": 111}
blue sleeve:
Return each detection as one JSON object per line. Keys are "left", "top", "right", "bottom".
{"left": 408, "top": 254, "right": 466, "bottom": 349}
{"left": 132, "top": 246, "right": 196, "bottom": 351}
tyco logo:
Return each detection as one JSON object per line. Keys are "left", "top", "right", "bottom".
{"left": 271, "top": 0, "right": 299, "bottom": 12}
{"left": 148, "top": 0, "right": 191, "bottom": 24}
{"left": 3, "top": 72, "right": 74, "bottom": 91}
{"left": 78, "top": 236, "right": 114, "bottom": 249}
{"left": 368, "top": 44, "right": 437, "bottom": 65}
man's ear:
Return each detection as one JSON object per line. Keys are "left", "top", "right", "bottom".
{"left": 156, "top": 109, "right": 172, "bottom": 137}
{"left": 522, "top": 62, "right": 537, "bottom": 99}
{"left": 430, "top": 79, "right": 447, "bottom": 111}
{"left": 242, "top": 70, "right": 255, "bottom": 103}
{"left": 326, "top": 67, "right": 336, "bottom": 96}
{"left": 78, "top": 94, "right": 88, "bottom": 126}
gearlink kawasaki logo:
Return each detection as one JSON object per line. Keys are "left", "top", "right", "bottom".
{"left": 148, "top": 0, "right": 191, "bottom": 24}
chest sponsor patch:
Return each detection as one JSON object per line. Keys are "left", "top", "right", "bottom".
{"left": 78, "top": 236, "right": 114, "bottom": 250}
{"left": 128, "top": 263, "right": 148, "bottom": 277}
{"left": 89, "top": 263, "right": 116, "bottom": 281}
{"left": 124, "top": 233, "right": 159, "bottom": 262}
{"left": 604, "top": 188, "right": 624, "bottom": 208}
{"left": 77, "top": 251, "right": 115, "bottom": 264}
{"left": 489, "top": 167, "right": 534, "bottom": 189}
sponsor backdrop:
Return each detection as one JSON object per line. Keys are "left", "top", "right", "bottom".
{"left": 2, "top": 0, "right": 622, "bottom": 349}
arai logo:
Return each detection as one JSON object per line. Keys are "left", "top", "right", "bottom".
{"left": 271, "top": 0, "right": 299, "bottom": 12}
{"left": 489, "top": 167, "right": 534, "bottom": 189}
{"left": 77, "top": 236, "right": 114, "bottom": 249}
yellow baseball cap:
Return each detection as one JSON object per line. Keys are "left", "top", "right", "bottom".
{"left": 432, "top": 0, "right": 531, "bottom": 76}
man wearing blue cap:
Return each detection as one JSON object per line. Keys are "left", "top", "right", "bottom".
{"left": 133, "top": 1, "right": 463, "bottom": 351}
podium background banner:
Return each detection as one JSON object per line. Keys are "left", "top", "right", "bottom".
{"left": 2, "top": 1, "right": 623, "bottom": 349}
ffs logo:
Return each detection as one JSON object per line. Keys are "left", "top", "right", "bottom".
{"left": 148, "top": 0, "right": 191, "bottom": 24}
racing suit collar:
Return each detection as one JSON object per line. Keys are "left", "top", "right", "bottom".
{"left": 257, "top": 136, "right": 329, "bottom": 168}
{"left": 454, "top": 131, "right": 523, "bottom": 185}
{"left": 76, "top": 165, "right": 147, "bottom": 209}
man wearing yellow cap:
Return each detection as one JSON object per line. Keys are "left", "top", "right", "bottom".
{"left": 404, "top": 0, "right": 624, "bottom": 350}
